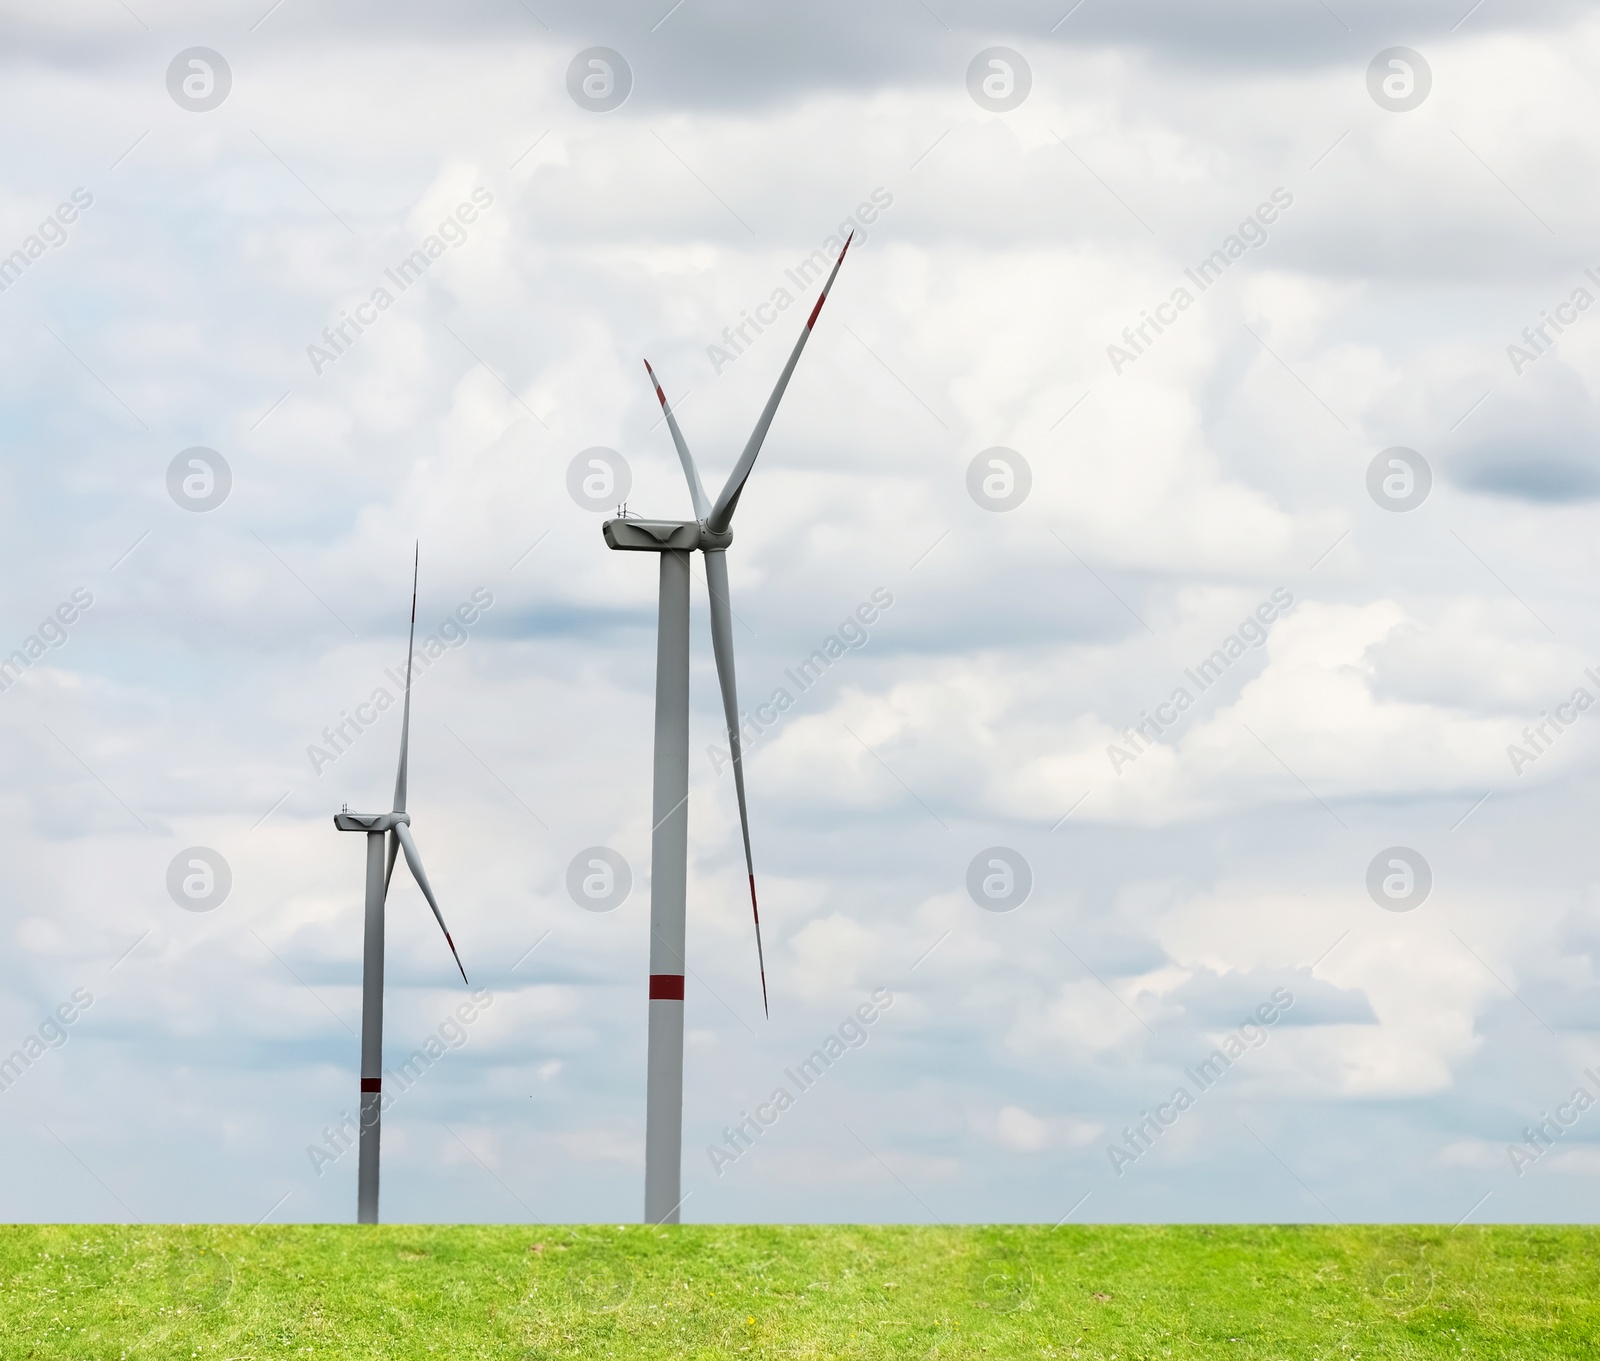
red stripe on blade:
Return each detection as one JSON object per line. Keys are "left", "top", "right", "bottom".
{"left": 360, "top": 1078, "right": 381, "bottom": 1093}
{"left": 643, "top": 359, "right": 668, "bottom": 406}
{"left": 649, "top": 974, "right": 685, "bottom": 1000}
{"left": 807, "top": 231, "right": 853, "bottom": 329}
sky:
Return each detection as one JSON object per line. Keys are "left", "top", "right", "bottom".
{"left": 2, "top": 0, "right": 1599, "bottom": 1228}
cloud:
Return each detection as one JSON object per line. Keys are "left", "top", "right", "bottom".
{"left": 5, "top": 0, "right": 1600, "bottom": 1226}
{"left": 1162, "top": 966, "right": 1377, "bottom": 1029}
{"left": 985, "top": 1103, "right": 1102, "bottom": 1153}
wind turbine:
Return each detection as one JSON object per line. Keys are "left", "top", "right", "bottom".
{"left": 604, "top": 233, "right": 852, "bottom": 1224}
{"left": 333, "top": 546, "right": 469, "bottom": 1225}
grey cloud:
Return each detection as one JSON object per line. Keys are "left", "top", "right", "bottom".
{"left": 3, "top": 0, "right": 1587, "bottom": 108}
{"left": 378, "top": 0, "right": 1583, "bottom": 100}
{"left": 1164, "top": 965, "right": 1377, "bottom": 1028}
{"left": 1445, "top": 378, "right": 1600, "bottom": 504}
{"left": 1451, "top": 431, "right": 1600, "bottom": 504}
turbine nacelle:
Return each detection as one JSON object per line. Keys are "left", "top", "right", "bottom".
{"left": 602, "top": 518, "right": 733, "bottom": 553}
{"left": 334, "top": 810, "right": 411, "bottom": 833}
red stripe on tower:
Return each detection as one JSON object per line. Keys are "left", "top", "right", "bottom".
{"left": 649, "top": 974, "right": 685, "bottom": 1000}
{"left": 360, "top": 1078, "right": 381, "bottom": 1093}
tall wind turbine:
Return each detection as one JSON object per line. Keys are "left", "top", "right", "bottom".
{"left": 333, "top": 546, "right": 469, "bottom": 1225}
{"left": 604, "top": 233, "right": 853, "bottom": 1224}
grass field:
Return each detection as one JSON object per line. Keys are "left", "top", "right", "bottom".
{"left": 3, "top": 1223, "right": 1597, "bottom": 1358}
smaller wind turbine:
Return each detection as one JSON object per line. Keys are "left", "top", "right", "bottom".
{"left": 334, "top": 546, "right": 468, "bottom": 1225}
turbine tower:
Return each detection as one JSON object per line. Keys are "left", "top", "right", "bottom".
{"left": 334, "top": 546, "right": 469, "bottom": 1224}
{"left": 604, "top": 233, "right": 852, "bottom": 1224}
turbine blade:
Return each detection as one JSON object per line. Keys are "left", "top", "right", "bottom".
{"left": 703, "top": 549, "right": 768, "bottom": 1017}
{"left": 644, "top": 358, "right": 711, "bottom": 520}
{"left": 707, "top": 231, "right": 852, "bottom": 535}
{"left": 382, "top": 829, "right": 401, "bottom": 902}
{"left": 393, "top": 821, "right": 468, "bottom": 984}
{"left": 393, "top": 544, "right": 419, "bottom": 815}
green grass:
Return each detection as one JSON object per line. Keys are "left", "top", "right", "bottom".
{"left": 3, "top": 1224, "right": 1597, "bottom": 1358}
